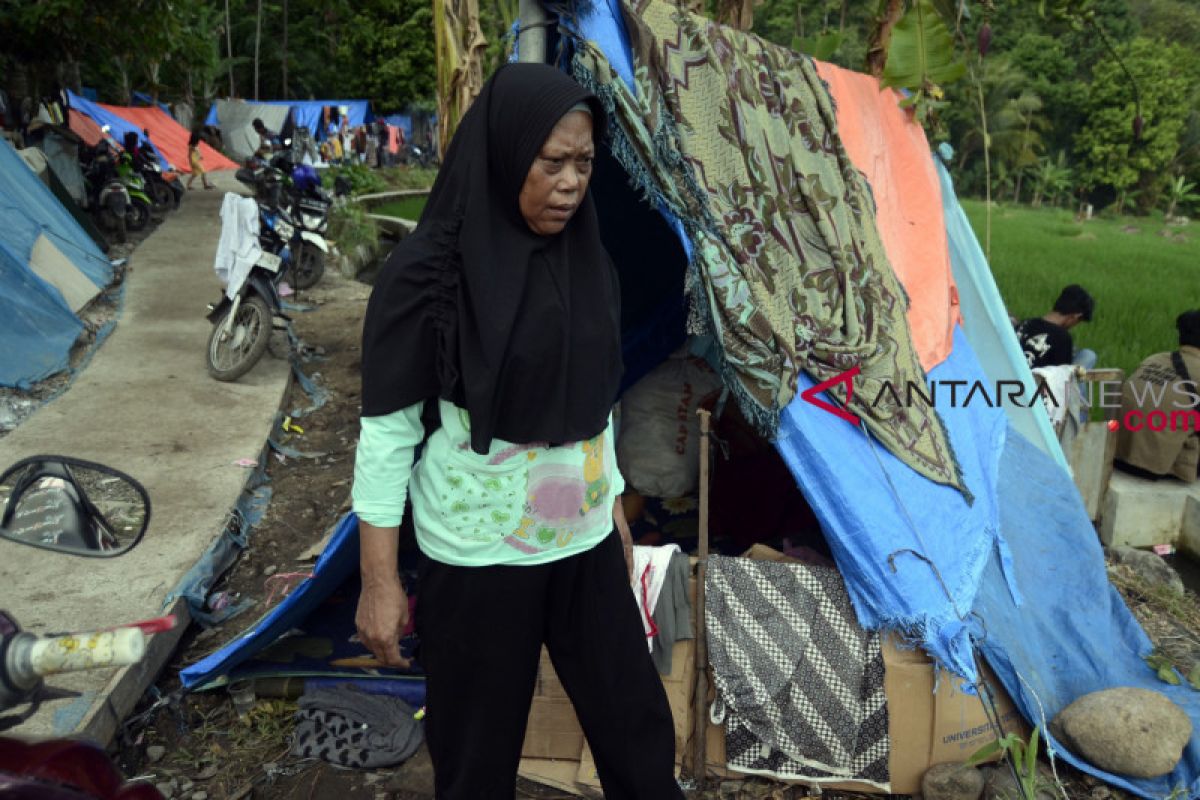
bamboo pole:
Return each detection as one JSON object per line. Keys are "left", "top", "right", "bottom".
{"left": 692, "top": 408, "right": 712, "bottom": 789}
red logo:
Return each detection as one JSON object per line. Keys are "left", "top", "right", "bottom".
{"left": 800, "top": 366, "right": 861, "bottom": 425}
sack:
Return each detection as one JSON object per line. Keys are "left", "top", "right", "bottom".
{"left": 617, "top": 351, "right": 722, "bottom": 498}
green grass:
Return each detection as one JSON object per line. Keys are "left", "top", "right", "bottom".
{"left": 961, "top": 200, "right": 1200, "bottom": 379}
{"left": 375, "top": 196, "right": 428, "bottom": 220}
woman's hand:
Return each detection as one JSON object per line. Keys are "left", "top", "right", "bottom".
{"left": 356, "top": 574, "right": 410, "bottom": 667}
{"left": 357, "top": 520, "right": 408, "bottom": 667}
{"left": 614, "top": 495, "right": 633, "bottom": 581}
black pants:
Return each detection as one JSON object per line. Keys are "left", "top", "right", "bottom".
{"left": 416, "top": 531, "right": 683, "bottom": 800}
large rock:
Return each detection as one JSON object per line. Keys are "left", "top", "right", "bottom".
{"left": 1051, "top": 687, "right": 1192, "bottom": 778}
{"left": 1107, "top": 546, "right": 1184, "bottom": 595}
{"left": 922, "top": 762, "right": 985, "bottom": 800}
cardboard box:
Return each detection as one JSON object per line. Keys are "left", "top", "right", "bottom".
{"left": 522, "top": 697, "right": 585, "bottom": 761}
{"left": 523, "top": 546, "right": 1027, "bottom": 795}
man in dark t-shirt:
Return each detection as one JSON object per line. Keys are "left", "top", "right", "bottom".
{"left": 1016, "top": 284, "right": 1095, "bottom": 369}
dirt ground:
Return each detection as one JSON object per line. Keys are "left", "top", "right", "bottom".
{"left": 10, "top": 235, "right": 1175, "bottom": 798}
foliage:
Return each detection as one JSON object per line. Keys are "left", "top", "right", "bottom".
{"left": 327, "top": 202, "right": 379, "bottom": 258}
{"left": 880, "top": 0, "right": 965, "bottom": 126}
{"left": 1074, "top": 37, "right": 1192, "bottom": 212}
{"left": 1163, "top": 175, "right": 1200, "bottom": 219}
{"left": 320, "top": 163, "right": 388, "bottom": 196}
{"left": 968, "top": 729, "right": 1055, "bottom": 800}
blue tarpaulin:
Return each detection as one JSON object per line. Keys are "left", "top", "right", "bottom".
{"left": 68, "top": 91, "right": 173, "bottom": 170}
{"left": 0, "top": 138, "right": 112, "bottom": 387}
{"left": 975, "top": 428, "right": 1200, "bottom": 798}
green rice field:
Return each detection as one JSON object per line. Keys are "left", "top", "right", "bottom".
{"left": 961, "top": 200, "right": 1200, "bottom": 380}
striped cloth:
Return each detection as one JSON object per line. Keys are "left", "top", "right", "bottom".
{"left": 706, "top": 555, "right": 889, "bottom": 787}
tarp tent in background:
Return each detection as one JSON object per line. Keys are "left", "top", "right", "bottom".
{"left": 18, "top": 140, "right": 110, "bottom": 252}
{"left": 67, "top": 91, "right": 235, "bottom": 174}
{"left": 279, "top": 99, "right": 370, "bottom": 137}
{"left": 203, "top": 100, "right": 292, "bottom": 164}
{"left": 0, "top": 138, "right": 113, "bottom": 387}
{"left": 132, "top": 91, "right": 172, "bottom": 116}
{"left": 204, "top": 99, "right": 371, "bottom": 141}
{"left": 181, "top": 2, "right": 1199, "bottom": 797}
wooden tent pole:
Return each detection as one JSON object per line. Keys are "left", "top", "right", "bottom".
{"left": 692, "top": 408, "right": 712, "bottom": 790}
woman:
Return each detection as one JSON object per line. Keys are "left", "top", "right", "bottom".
{"left": 352, "top": 63, "right": 683, "bottom": 799}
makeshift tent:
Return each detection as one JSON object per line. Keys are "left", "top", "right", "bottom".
{"left": 68, "top": 92, "right": 236, "bottom": 174}
{"left": 18, "top": 141, "right": 109, "bottom": 252}
{"left": 204, "top": 99, "right": 293, "bottom": 164}
{"left": 204, "top": 99, "right": 371, "bottom": 141}
{"left": 25, "top": 124, "right": 87, "bottom": 206}
{"left": 0, "top": 138, "right": 113, "bottom": 387}
{"left": 181, "top": 1, "right": 1198, "bottom": 796}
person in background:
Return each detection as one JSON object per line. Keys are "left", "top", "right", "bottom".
{"left": 374, "top": 118, "right": 389, "bottom": 168}
{"left": 353, "top": 125, "right": 368, "bottom": 164}
{"left": 1115, "top": 310, "right": 1200, "bottom": 483}
{"left": 186, "top": 131, "right": 214, "bottom": 190}
{"left": 1015, "top": 284, "right": 1096, "bottom": 370}
{"left": 352, "top": 63, "right": 683, "bottom": 800}
{"left": 252, "top": 118, "right": 279, "bottom": 159}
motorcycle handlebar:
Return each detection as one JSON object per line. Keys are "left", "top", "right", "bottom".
{"left": 8, "top": 627, "right": 146, "bottom": 685}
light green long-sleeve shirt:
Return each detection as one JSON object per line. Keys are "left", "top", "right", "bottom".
{"left": 352, "top": 400, "right": 624, "bottom": 566}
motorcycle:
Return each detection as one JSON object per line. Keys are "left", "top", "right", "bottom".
{"left": 206, "top": 167, "right": 309, "bottom": 381}
{"left": 404, "top": 142, "right": 439, "bottom": 170}
{"left": 138, "top": 159, "right": 183, "bottom": 213}
{"left": 82, "top": 145, "right": 132, "bottom": 245}
{"left": 238, "top": 153, "right": 330, "bottom": 290}
{"left": 0, "top": 455, "right": 167, "bottom": 800}
{"left": 114, "top": 154, "right": 154, "bottom": 233}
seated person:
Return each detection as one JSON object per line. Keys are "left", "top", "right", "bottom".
{"left": 1016, "top": 284, "right": 1096, "bottom": 370}
{"left": 252, "top": 118, "right": 281, "bottom": 158}
{"left": 1115, "top": 310, "right": 1200, "bottom": 483}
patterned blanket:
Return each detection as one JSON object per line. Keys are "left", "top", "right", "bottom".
{"left": 570, "top": 0, "right": 968, "bottom": 498}
{"left": 705, "top": 555, "right": 889, "bottom": 786}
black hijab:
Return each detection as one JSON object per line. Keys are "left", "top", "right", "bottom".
{"left": 360, "top": 63, "right": 623, "bottom": 453}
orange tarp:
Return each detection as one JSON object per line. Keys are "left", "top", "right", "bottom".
{"left": 68, "top": 109, "right": 105, "bottom": 148}
{"left": 814, "top": 61, "right": 960, "bottom": 372}
{"left": 102, "top": 105, "right": 237, "bottom": 174}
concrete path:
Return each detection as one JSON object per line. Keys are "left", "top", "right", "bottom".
{"left": 0, "top": 171, "right": 290, "bottom": 742}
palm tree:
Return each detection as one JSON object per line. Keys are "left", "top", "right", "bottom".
{"left": 992, "top": 89, "right": 1047, "bottom": 204}
{"left": 1031, "top": 151, "right": 1073, "bottom": 208}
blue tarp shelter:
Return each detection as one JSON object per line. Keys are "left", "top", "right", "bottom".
{"left": 0, "top": 138, "right": 112, "bottom": 388}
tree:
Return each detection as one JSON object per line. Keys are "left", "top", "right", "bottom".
{"left": 1075, "top": 37, "right": 1192, "bottom": 212}
{"left": 1030, "top": 151, "right": 1073, "bottom": 208}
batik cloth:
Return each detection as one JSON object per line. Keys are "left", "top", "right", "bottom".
{"left": 569, "top": 0, "right": 968, "bottom": 498}
{"left": 705, "top": 555, "right": 889, "bottom": 786}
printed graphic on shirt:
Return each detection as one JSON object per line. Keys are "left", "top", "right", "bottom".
{"left": 504, "top": 433, "right": 610, "bottom": 555}
{"left": 1023, "top": 332, "right": 1051, "bottom": 368}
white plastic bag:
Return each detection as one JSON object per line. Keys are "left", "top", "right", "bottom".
{"left": 617, "top": 350, "right": 722, "bottom": 497}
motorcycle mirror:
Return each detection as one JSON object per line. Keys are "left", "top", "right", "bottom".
{"left": 0, "top": 456, "right": 151, "bottom": 557}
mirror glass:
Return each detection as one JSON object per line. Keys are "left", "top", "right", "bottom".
{"left": 0, "top": 458, "right": 150, "bottom": 556}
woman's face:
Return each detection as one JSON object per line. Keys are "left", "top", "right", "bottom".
{"left": 518, "top": 110, "right": 594, "bottom": 236}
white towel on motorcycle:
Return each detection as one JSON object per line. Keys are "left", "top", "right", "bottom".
{"left": 214, "top": 193, "right": 262, "bottom": 300}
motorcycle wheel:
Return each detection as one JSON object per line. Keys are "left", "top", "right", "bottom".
{"left": 149, "top": 181, "right": 173, "bottom": 212}
{"left": 206, "top": 295, "right": 273, "bottom": 381}
{"left": 291, "top": 241, "right": 325, "bottom": 290}
{"left": 101, "top": 210, "right": 127, "bottom": 244}
{"left": 125, "top": 198, "right": 152, "bottom": 232}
